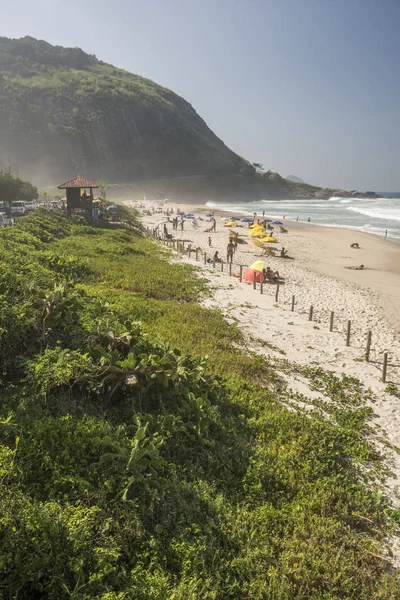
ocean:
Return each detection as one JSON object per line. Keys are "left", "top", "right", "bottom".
{"left": 206, "top": 194, "right": 400, "bottom": 241}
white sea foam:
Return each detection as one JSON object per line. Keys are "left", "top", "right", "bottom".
{"left": 346, "top": 206, "right": 400, "bottom": 222}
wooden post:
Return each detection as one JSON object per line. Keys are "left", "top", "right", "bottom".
{"left": 291, "top": 295, "right": 295, "bottom": 312}
{"left": 346, "top": 320, "right": 351, "bottom": 346}
{"left": 196, "top": 248, "right": 198, "bottom": 261}
{"left": 308, "top": 305, "right": 313, "bottom": 321}
{"left": 365, "top": 330, "right": 372, "bottom": 361}
{"left": 204, "top": 252, "right": 207, "bottom": 265}
{"left": 239, "top": 265, "right": 243, "bottom": 282}
{"left": 213, "top": 257, "right": 216, "bottom": 269}
{"left": 221, "top": 260, "right": 224, "bottom": 272}
{"left": 382, "top": 352, "right": 388, "bottom": 382}
{"left": 188, "top": 248, "right": 191, "bottom": 259}
{"left": 275, "top": 283, "right": 280, "bottom": 302}
{"left": 260, "top": 273, "right": 264, "bottom": 294}
{"left": 329, "top": 311, "right": 334, "bottom": 332}
{"left": 229, "top": 262, "right": 232, "bottom": 276}
{"left": 182, "top": 241, "right": 185, "bottom": 252}
{"left": 253, "top": 271, "right": 257, "bottom": 289}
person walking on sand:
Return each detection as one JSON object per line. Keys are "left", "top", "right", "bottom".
{"left": 296, "top": 216, "right": 299, "bottom": 222}
{"left": 180, "top": 219, "right": 184, "bottom": 231}
{"left": 212, "top": 218, "right": 216, "bottom": 232}
{"left": 208, "top": 236, "right": 212, "bottom": 247}
{"left": 385, "top": 229, "right": 388, "bottom": 239}
{"left": 227, "top": 240, "right": 235, "bottom": 263}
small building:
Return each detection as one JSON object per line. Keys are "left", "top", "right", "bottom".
{"left": 57, "top": 175, "right": 98, "bottom": 221}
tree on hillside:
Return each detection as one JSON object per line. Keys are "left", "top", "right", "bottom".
{"left": 0, "top": 172, "right": 38, "bottom": 211}
{"left": 252, "top": 162, "right": 264, "bottom": 174}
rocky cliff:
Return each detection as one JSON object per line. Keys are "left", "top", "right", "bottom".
{"left": 0, "top": 37, "right": 252, "bottom": 184}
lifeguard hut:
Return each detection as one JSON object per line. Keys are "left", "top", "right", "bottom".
{"left": 57, "top": 175, "right": 98, "bottom": 221}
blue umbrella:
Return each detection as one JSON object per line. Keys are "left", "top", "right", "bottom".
{"left": 186, "top": 215, "right": 195, "bottom": 219}
{"left": 231, "top": 216, "right": 241, "bottom": 221}
{"left": 106, "top": 205, "right": 118, "bottom": 210}
{"left": 177, "top": 211, "right": 185, "bottom": 215}
{"left": 241, "top": 218, "right": 253, "bottom": 222}
{"left": 266, "top": 219, "right": 273, "bottom": 223}
{"left": 273, "top": 220, "right": 283, "bottom": 225}
{"left": 206, "top": 213, "right": 213, "bottom": 217}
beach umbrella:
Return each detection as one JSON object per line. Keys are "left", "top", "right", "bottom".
{"left": 231, "top": 216, "right": 241, "bottom": 221}
{"left": 224, "top": 221, "right": 237, "bottom": 227}
{"left": 250, "top": 230, "right": 266, "bottom": 236}
{"left": 176, "top": 211, "right": 185, "bottom": 215}
{"left": 106, "top": 205, "right": 118, "bottom": 210}
{"left": 206, "top": 213, "right": 213, "bottom": 217}
{"left": 241, "top": 218, "right": 253, "bottom": 222}
{"left": 272, "top": 220, "right": 283, "bottom": 225}
{"left": 266, "top": 219, "right": 273, "bottom": 223}
{"left": 260, "top": 236, "right": 277, "bottom": 243}
{"left": 186, "top": 213, "right": 195, "bottom": 217}
{"left": 186, "top": 214, "right": 195, "bottom": 219}
{"left": 243, "top": 260, "right": 265, "bottom": 283}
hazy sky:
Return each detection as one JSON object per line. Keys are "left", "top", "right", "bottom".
{"left": 2, "top": 0, "right": 400, "bottom": 190}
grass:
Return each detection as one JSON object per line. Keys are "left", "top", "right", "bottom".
{"left": 0, "top": 210, "right": 398, "bottom": 598}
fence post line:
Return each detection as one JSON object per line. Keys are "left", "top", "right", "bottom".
{"left": 291, "top": 295, "right": 295, "bottom": 312}
{"left": 330, "top": 311, "right": 334, "bottom": 332}
{"left": 253, "top": 271, "right": 257, "bottom": 289}
{"left": 275, "top": 283, "right": 280, "bottom": 302}
{"left": 365, "top": 330, "right": 372, "bottom": 361}
{"left": 260, "top": 273, "right": 264, "bottom": 294}
{"left": 382, "top": 352, "right": 388, "bottom": 382}
{"left": 308, "top": 305, "right": 313, "bottom": 321}
{"left": 239, "top": 265, "right": 243, "bottom": 282}
{"left": 346, "top": 320, "right": 351, "bottom": 346}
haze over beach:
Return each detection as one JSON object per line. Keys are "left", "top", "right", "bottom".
{"left": 2, "top": 1, "right": 400, "bottom": 597}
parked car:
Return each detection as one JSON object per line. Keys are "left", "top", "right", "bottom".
{"left": 25, "top": 201, "right": 35, "bottom": 212}
{"left": 11, "top": 201, "right": 26, "bottom": 217}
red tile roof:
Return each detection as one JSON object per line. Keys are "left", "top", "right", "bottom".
{"left": 58, "top": 176, "right": 98, "bottom": 189}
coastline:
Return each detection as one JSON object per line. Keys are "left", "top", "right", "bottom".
{"left": 138, "top": 201, "right": 400, "bottom": 546}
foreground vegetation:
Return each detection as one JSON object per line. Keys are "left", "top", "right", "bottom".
{"left": 0, "top": 210, "right": 398, "bottom": 598}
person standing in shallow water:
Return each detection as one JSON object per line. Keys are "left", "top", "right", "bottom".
{"left": 307, "top": 217, "right": 311, "bottom": 223}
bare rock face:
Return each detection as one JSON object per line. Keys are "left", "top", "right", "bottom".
{"left": 0, "top": 37, "right": 251, "bottom": 184}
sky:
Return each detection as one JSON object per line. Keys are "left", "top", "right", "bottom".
{"left": 2, "top": 0, "right": 400, "bottom": 190}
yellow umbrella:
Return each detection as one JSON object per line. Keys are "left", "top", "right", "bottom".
{"left": 224, "top": 221, "right": 237, "bottom": 227}
{"left": 249, "top": 260, "right": 265, "bottom": 271}
{"left": 260, "top": 236, "right": 277, "bottom": 243}
{"left": 250, "top": 231, "right": 266, "bottom": 237}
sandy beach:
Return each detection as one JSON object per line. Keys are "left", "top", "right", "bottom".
{"left": 136, "top": 199, "right": 400, "bottom": 544}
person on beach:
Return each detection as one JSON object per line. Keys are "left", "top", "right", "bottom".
{"left": 208, "top": 237, "right": 212, "bottom": 247}
{"left": 212, "top": 218, "right": 216, "bottom": 232}
{"left": 227, "top": 241, "right": 235, "bottom": 263}
{"left": 296, "top": 216, "right": 299, "bottom": 222}
{"left": 280, "top": 247, "right": 288, "bottom": 258}
{"left": 262, "top": 210, "right": 265, "bottom": 217}
{"left": 264, "top": 267, "right": 281, "bottom": 281}
{"left": 385, "top": 229, "right": 388, "bottom": 239}
{"left": 163, "top": 224, "right": 168, "bottom": 236}
{"left": 307, "top": 217, "right": 311, "bottom": 223}
{"left": 350, "top": 243, "right": 360, "bottom": 249}
{"left": 180, "top": 219, "right": 184, "bottom": 231}
{"left": 213, "top": 251, "right": 221, "bottom": 263}
{"left": 345, "top": 264, "right": 365, "bottom": 270}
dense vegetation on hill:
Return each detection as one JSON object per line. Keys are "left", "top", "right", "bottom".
{"left": 0, "top": 171, "right": 38, "bottom": 209}
{"left": 0, "top": 36, "right": 251, "bottom": 184}
{"left": 0, "top": 208, "right": 398, "bottom": 598}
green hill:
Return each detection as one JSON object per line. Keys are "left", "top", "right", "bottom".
{"left": 0, "top": 36, "right": 351, "bottom": 200}
{"left": 0, "top": 36, "right": 251, "bottom": 184}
